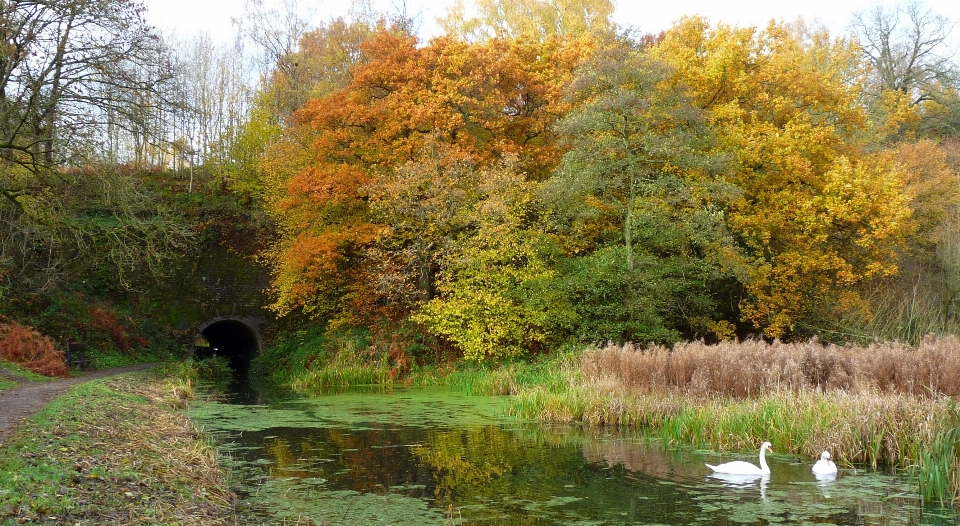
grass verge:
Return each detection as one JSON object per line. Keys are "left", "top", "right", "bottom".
{"left": 0, "top": 359, "right": 62, "bottom": 383}
{"left": 0, "top": 368, "right": 236, "bottom": 524}
{"left": 439, "top": 351, "right": 581, "bottom": 395}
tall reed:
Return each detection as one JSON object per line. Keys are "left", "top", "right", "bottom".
{"left": 510, "top": 386, "right": 946, "bottom": 468}
{"left": 913, "top": 403, "right": 960, "bottom": 505}
{"left": 289, "top": 349, "right": 393, "bottom": 393}
{"left": 580, "top": 337, "right": 960, "bottom": 398}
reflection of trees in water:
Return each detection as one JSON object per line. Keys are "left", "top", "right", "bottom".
{"left": 257, "top": 427, "right": 432, "bottom": 495}
{"left": 413, "top": 425, "right": 585, "bottom": 507}
{"left": 413, "top": 425, "right": 704, "bottom": 523}
{"left": 413, "top": 427, "right": 510, "bottom": 496}
{"left": 234, "top": 421, "right": 942, "bottom": 524}
{"left": 581, "top": 437, "right": 705, "bottom": 480}
{"left": 251, "top": 423, "right": 591, "bottom": 509}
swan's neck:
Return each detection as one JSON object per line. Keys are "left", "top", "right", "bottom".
{"left": 759, "top": 448, "right": 770, "bottom": 474}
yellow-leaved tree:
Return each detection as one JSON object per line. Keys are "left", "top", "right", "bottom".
{"left": 440, "top": 0, "right": 615, "bottom": 42}
{"left": 650, "top": 18, "right": 913, "bottom": 338}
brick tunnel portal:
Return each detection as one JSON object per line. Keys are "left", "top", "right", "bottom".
{"left": 193, "top": 317, "right": 262, "bottom": 372}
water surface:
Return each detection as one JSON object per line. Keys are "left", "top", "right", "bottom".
{"left": 190, "top": 384, "right": 958, "bottom": 525}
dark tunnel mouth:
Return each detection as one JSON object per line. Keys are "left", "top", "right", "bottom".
{"left": 193, "top": 318, "right": 260, "bottom": 372}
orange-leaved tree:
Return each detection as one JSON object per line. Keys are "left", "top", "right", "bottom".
{"left": 265, "top": 28, "right": 595, "bottom": 329}
{"left": 650, "top": 18, "right": 913, "bottom": 338}
{"left": 226, "top": 17, "right": 375, "bottom": 203}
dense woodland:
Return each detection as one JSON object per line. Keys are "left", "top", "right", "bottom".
{"left": 3, "top": 0, "right": 960, "bottom": 368}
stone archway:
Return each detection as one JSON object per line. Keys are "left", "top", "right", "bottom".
{"left": 192, "top": 316, "right": 262, "bottom": 372}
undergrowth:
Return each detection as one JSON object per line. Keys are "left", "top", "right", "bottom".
{"left": 256, "top": 326, "right": 407, "bottom": 393}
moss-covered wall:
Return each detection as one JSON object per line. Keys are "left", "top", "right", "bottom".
{"left": 139, "top": 244, "right": 274, "bottom": 340}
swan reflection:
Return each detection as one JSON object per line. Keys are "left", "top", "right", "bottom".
{"left": 707, "top": 472, "right": 770, "bottom": 499}
{"left": 814, "top": 471, "right": 837, "bottom": 498}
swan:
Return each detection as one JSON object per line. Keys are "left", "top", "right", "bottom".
{"left": 812, "top": 450, "right": 838, "bottom": 475}
{"left": 705, "top": 441, "right": 772, "bottom": 475}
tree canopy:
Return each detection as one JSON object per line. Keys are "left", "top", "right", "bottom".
{"left": 242, "top": 6, "right": 960, "bottom": 356}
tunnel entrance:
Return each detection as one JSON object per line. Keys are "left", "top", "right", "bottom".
{"left": 192, "top": 317, "right": 262, "bottom": 372}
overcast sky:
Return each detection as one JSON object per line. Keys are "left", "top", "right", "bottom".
{"left": 142, "top": 0, "right": 960, "bottom": 47}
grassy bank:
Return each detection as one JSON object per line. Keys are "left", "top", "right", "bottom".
{"left": 511, "top": 385, "right": 946, "bottom": 464}
{"left": 279, "top": 346, "right": 580, "bottom": 396}
{"left": 0, "top": 366, "right": 236, "bottom": 524}
{"left": 257, "top": 323, "right": 582, "bottom": 396}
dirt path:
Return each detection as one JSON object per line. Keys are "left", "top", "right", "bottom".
{"left": 0, "top": 363, "right": 154, "bottom": 447}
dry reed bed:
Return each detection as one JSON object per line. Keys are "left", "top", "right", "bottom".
{"left": 581, "top": 337, "right": 960, "bottom": 398}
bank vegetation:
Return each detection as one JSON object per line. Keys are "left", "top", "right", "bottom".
{"left": 504, "top": 338, "right": 960, "bottom": 505}
{"left": 0, "top": 367, "right": 236, "bottom": 524}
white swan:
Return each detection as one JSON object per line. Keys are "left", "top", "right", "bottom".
{"left": 705, "top": 441, "right": 772, "bottom": 475}
{"left": 812, "top": 450, "right": 838, "bottom": 475}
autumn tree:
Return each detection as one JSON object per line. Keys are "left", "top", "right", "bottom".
{"left": 413, "top": 156, "right": 574, "bottom": 360}
{"left": 649, "top": 18, "right": 913, "bottom": 338}
{"left": 893, "top": 140, "right": 960, "bottom": 250}
{"left": 553, "top": 47, "right": 725, "bottom": 272}
{"left": 254, "top": 17, "right": 375, "bottom": 122}
{"left": 225, "top": 14, "right": 381, "bottom": 205}
{"left": 440, "top": 0, "right": 615, "bottom": 41}
{"left": 838, "top": 139, "right": 960, "bottom": 343}
{"left": 266, "top": 29, "right": 593, "bottom": 332}
{"left": 852, "top": 1, "right": 956, "bottom": 103}
{"left": 366, "top": 140, "right": 480, "bottom": 311}
{"left": 851, "top": 2, "right": 960, "bottom": 139}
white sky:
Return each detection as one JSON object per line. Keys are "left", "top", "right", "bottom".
{"left": 142, "top": 0, "right": 960, "bottom": 46}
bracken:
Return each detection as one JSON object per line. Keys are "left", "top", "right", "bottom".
{"left": 0, "top": 322, "right": 69, "bottom": 377}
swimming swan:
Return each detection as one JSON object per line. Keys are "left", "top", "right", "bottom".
{"left": 812, "top": 450, "right": 838, "bottom": 475}
{"left": 705, "top": 441, "right": 772, "bottom": 475}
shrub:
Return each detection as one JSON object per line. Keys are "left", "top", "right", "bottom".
{"left": 0, "top": 322, "right": 69, "bottom": 377}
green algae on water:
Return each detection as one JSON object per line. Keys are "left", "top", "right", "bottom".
{"left": 190, "top": 385, "right": 515, "bottom": 432}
